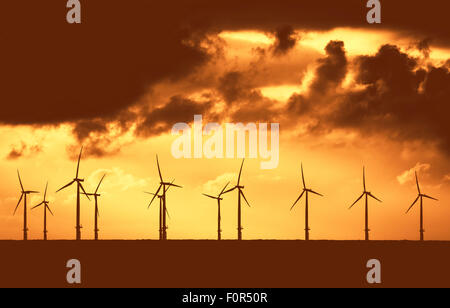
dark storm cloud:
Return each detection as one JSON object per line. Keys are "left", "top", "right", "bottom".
{"left": 270, "top": 25, "right": 299, "bottom": 55}
{"left": 287, "top": 42, "right": 450, "bottom": 156}
{"left": 416, "top": 38, "right": 432, "bottom": 59}
{"left": 192, "top": 0, "right": 450, "bottom": 47}
{"left": 310, "top": 41, "right": 348, "bottom": 93}
{"left": 217, "top": 71, "right": 261, "bottom": 105}
{"left": 0, "top": 1, "right": 213, "bottom": 126}
{"left": 136, "top": 95, "right": 214, "bottom": 137}
{"left": 1, "top": 0, "right": 447, "bottom": 126}
{"left": 1, "top": 0, "right": 449, "bottom": 159}
{"left": 286, "top": 40, "right": 348, "bottom": 119}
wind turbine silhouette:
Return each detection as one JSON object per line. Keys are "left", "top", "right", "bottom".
{"left": 406, "top": 171, "right": 438, "bottom": 241}
{"left": 56, "top": 147, "right": 90, "bottom": 240}
{"left": 14, "top": 170, "right": 39, "bottom": 241}
{"left": 349, "top": 167, "right": 382, "bottom": 241}
{"left": 147, "top": 155, "right": 182, "bottom": 240}
{"left": 223, "top": 159, "right": 251, "bottom": 241}
{"left": 203, "top": 182, "right": 230, "bottom": 240}
{"left": 82, "top": 174, "right": 106, "bottom": 240}
{"left": 146, "top": 179, "right": 175, "bottom": 240}
{"left": 290, "top": 164, "right": 323, "bottom": 241}
{"left": 31, "top": 182, "right": 54, "bottom": 240}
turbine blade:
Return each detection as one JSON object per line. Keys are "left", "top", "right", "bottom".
{"left": 144, "top": 192, "right": 157, "bottom": 196}
{"left": 415, "top": 171, "right": 421, "bottom": 194}
{"left": 219, "top": 182, "right": 230, "bottom": 196}
{"left": 290, "top": 190, "right": 305, "bottom": 211}
{"left": 369, "top": 192, "right": 382, "bottom": 203}
{"left": 17, "top": 170, "right": 24, "bottom": 192}
{"left": 349, "top": 193, "right": 364, "bottom": 209}
{"left": 406, "top": 196, "right": 419, "bottom": 214}
{"left": 237, "top": 159, "right": 244, "bottom": 186}
{"left": 423, "top": 194, "right": 438, "bottom": 201}
{"left": 156, "top": 155, "right": 163, "bottom": 182}
{"left": 363, "top": 166, "right": 366, "bottom": 191}
{"left": 79, "top": 183, "right": 91, "bottom": 201}
{"left": 44, "top": 182, "right": 48, "bottom": 201}
{"left": 148, "top": 185, "right": 162, "bottom": 209}
{"left": 165, "top": 207, "right": 171, "bottom": 219}
{"left": 31, "top": 202, "right": 44, "bottom": 210}
{"left": 240, "top": 190, "right": 251, "bottom": 207}
{"left": 56, "top": 180, "right": 75, "bottom": 193}
{"left": 14, "top": 194, "right": 24, "bottom": 215}
{"left": 309, "top": 189, "right": 323, "bottom": 197}
{"left": 301, "top": 164, "right": 306, "bottom": 189}
{"left": 223, "top": 186, "right": 237, "bottom": 194}
{"left": 76, "top": 147, "right": 83, "bottom": 178}
{"left": 95, "top": 174, "right": 106, "bottom": 194}
{"left": 46, "top": 204, "right": 54, "bottom": 216}
{"left": 203, "top": 193, "right": 217, "bottom": 200}
{"left": 167, "top": 183, "right": 182, "bottom": 188}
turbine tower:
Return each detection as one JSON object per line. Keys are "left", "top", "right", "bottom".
{"left": 290, "top": 164, "right": 323, "bottom": 241}
{"left": 147, "top": 156, "right": 182, "bottom": 240}
{"left": 406, "top": 171, "right": 438, "bottom": 241}
{"left": 203, "top": 182, "right": 230, "bottom": 240}
{"left": 56, "top": 147, "right": 90, "bottom": 240}
{"left": 31, "top": 182, "right": 54, "bottom": 240}
{"left": 83, "top": 174, "right": 106, "bottom": 240}
{"left": 14, "top": 170, "right": 39, "bottom": 240}
{"left": 223, "top": 159, "right": 251, "bottom": 241}
{"left": 146, "top": 179, "right": 175, "bottom": 240}
{"left": 349, "top": 167, "right": 382, "bottom": 241}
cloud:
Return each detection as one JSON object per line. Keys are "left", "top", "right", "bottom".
{"left": 6, "top": 142, "right": 42, "bottom": 160}
{"left": 397, "top": 163, "right": 431, "bottom": 185}
{"left": 283, "top": 42, "right": 450, "bottom": 161}
{"left": 270, "top": 25, "right": 299, "bottom": 55}
{"left": 0, "top": 2, "right": 214, "bottom": 126}
{"left": 202, "top": 173, "right": 236, "bottom": 194}
{"left": 2, "top": 0, "right": 449, "bottom": 127}
{"left": 86, "top": 168, "right": 153, "bottom": 193}
{"left": 416, "top": 38, "right": 432, "bottom": 59}
{"left": 217, "top": 71, "right": 261, "bottom": 105}
{"left": 3, "top": 0, "right": 450, "bottom": 168}
{"left": 310, "top": 41, "right": 348, "bottom": 93}
{"left": 136, "top": 95, "right": 215, "bottom": 138}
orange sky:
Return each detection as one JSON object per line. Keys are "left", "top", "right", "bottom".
{"left": 1, "top": 28, "right": 449, "bottom": 241}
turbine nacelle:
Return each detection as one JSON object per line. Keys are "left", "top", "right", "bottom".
{"left": 290, "top": 164, "right": 323, "bottom": 211}
{"left": 24, "top": 191, "right": 39, "bottom": 194}
{"left": 406, "top": 172, "right": 438, "bottom": 214}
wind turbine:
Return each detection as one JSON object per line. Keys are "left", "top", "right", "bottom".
{"left": 56, "top": 147, "right": 90, "bottom": 240}
{"left": 406, "top": 171, "right": 438, "bottom": 241}
{"left": 14, "top": 170, "right": 39, "bottom": 240}
{"left": 349, "top": 167, "right": 382, "bottom": 241}
{"left": 82, "top": 174, "right": 106, "bottom": 240}
{"left": 147, "top": 156, "right": 182, "bottom": 240}
{"left": 146, "top": 179, "right": 175, "bottom": 240}
{"left": 223, "top": 159, "right": 251, "bottom": 241}
{"left": 31, "top": 182, "right": 54, "bottom": 240}
{"left": 203, "top": 182, "right": 230, "bottom": 240}
{"left": 290, "top": 164, "right": 323, "bottom": 241}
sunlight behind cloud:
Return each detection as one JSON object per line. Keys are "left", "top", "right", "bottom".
{"left": 220, "top": 31, "right": 273, "bottom": 45}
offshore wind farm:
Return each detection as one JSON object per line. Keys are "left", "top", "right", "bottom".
{"left": 3, "top": 147, "right": 444, "bottom": 242}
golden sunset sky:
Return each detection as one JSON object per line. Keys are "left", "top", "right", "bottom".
{"left": 1, "top": 1, "right": 449, "bottom": 240}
